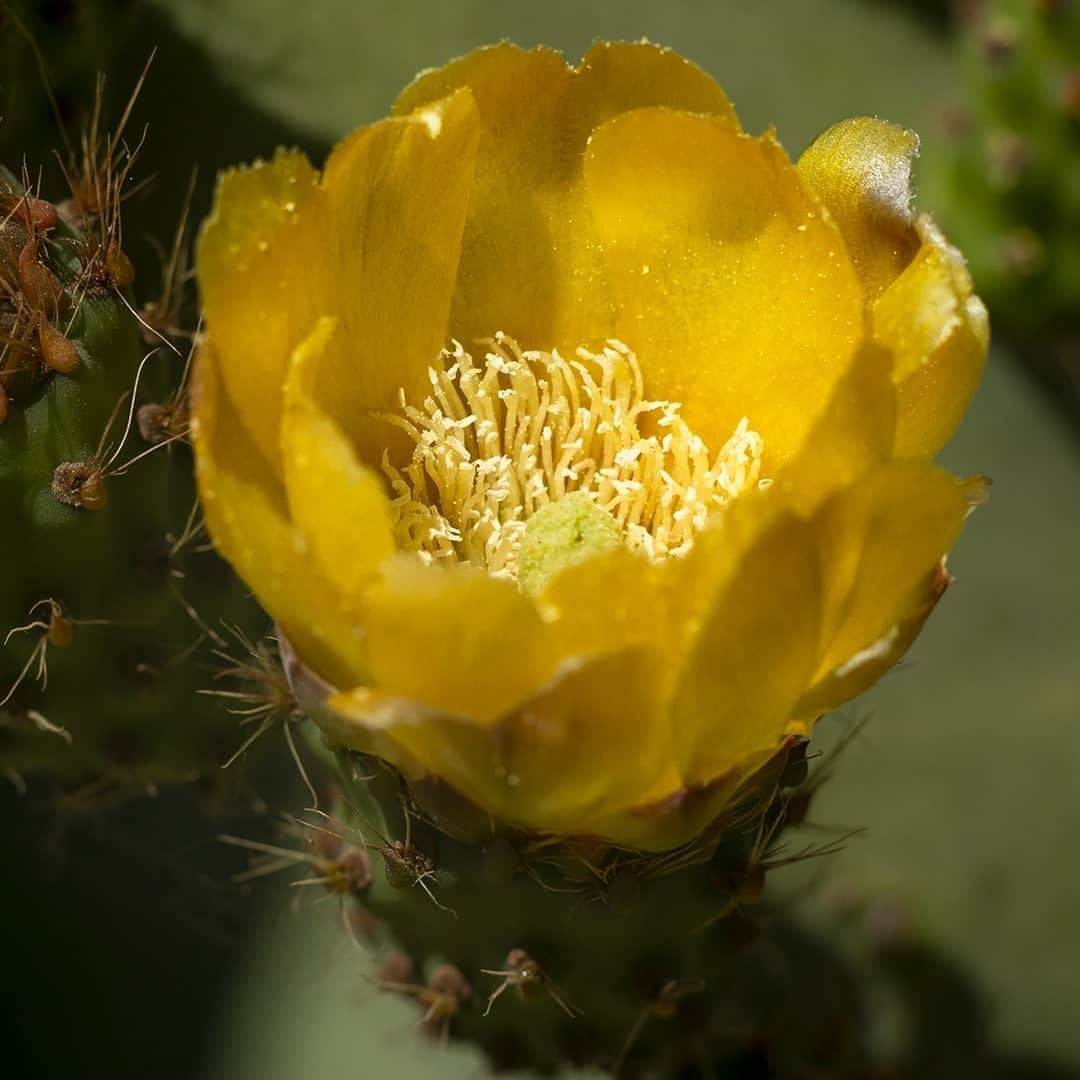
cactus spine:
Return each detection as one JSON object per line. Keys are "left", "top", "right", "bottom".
{"left": 0, "top": 81, "right": 258, "bottom": 798}
{"left": 226, "top": 725, "right": 833, "bottom": 1076}
{"left": 925, "top": 0, "right": 1080, "bottom": 416}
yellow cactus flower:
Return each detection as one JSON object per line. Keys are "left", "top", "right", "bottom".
{"left": 192, "top": 43, "right": 987, "bottom": 851}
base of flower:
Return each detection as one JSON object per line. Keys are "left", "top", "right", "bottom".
{"left": 310, "top": 735, "right": 827, "bottom": 1075}
{"left": 276, "top": 630, "right": 869, "bottom": 1072}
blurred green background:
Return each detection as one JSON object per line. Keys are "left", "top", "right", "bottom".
{"left": 2, "top": 1, "right": 1078, "bottom": 1077}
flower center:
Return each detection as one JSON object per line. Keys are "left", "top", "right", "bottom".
{"left": 380, "top": 333, "right": 766, "bottom": 587}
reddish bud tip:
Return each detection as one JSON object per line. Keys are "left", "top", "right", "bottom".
{"left": 106, "top": 243, "right": 135, "bottom": 290}
{"left": 38, "top": 319, "right": 81, "bottom": 375}
{"left": 24, "top": 197, "right": 58, "bottom": 232}
{"left": 18, "top": 239, "right": 62, "bottom": 315}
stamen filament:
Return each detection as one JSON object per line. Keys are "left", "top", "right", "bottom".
{"left": 381, "top": 334, "right": 765, "bottom": 583}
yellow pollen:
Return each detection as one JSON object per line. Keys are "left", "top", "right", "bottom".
{"left": 380, "top": 334, "right": 766, "bottom": 583}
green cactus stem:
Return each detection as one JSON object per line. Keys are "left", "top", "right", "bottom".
{"left": 0, "top": 152, "right": 258, "bottom": 798}
{"left": 923, "top": 0, "right": 1080, "bottom": 423}
{"left": 223, "top": 723, "right": 849, "bottom": 1077}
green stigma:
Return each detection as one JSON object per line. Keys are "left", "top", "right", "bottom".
{"left": 518, "top": 492, "right": 622, "bottom": 596}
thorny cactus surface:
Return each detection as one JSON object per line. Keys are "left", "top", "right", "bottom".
{"left": 0, "top": 80, "right": 259, "bottom": 799}
{"left": 245, "top": 737, "right": 846, "bottom": 1077}
{"left": 926, "top": 0, "right": 1080, "bottom": 412}
{"left": 225, "top": 789, "right": 1078, "bottom": 1080}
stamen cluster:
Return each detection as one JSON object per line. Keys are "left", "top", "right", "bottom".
{"left": 381, "top": 334, "right": 766, "bottom": 581}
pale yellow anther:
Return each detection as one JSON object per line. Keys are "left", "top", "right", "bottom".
{"left": 380, "top": 334, "right": 766, "bottom": 583}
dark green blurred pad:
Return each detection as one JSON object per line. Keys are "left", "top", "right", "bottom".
{"left": 151, "top": 0, "right": 953, "bottom": 152}
{"left": 207, "top": 906, "right": 541, "bottom": 1080}
{"left": 139, "top": 0, "right": 1080, "bottom": 1070}
{"left": 811, "top": 347, "right": 1080, "bottom": 1067}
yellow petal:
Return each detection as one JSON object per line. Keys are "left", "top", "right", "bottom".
{"left": 358, "top": 556, "right": 555, "bottom": 724}
{"left": 313, "top": 88, "right": 480, "bottom": 467}
{"left": 198, "top": 90, "right": 480, "bottom": 472}
{"left": 795, "top": 120, "right": 988, "bottom": 459}
{"left": 326, "top": 647, "right": 673, "bottom": 840}
{"left": 190, "top": 345, "right": 369, "bottom": 688}
{"left": 393, "top": 42, "right": 739, "bottom": 354}
{"left": 584, "top": 108, "right": 864, "bottom": 468}
{"left": 798, "top": 559, "right": 950, "bottom": 717}
{"left": 670, "top": 505, "right": 822, "bottom": 786}
{"left": 773, "top": 342, "right": 897, "bottom": 517}
{"left": 797, "top": 117, "right": 921, "bottom": 302}
{"left": 484, "top": 648, "right": 672, "bottom": 833}
{"left": 536, "top": 543, "right": 695, "bottom": 671}
{"left": 876, "top": 218, "right": 990, "bottom": 459}
{"left": 536, "top": 497, "right": 777, "bottom": 685}
{"left": 280, "top": 318, "right": 397, "bottom": 600}
{"left": 573, "top": 40, "right": 739, "bottom": 133}
{"left": 606, "top": 743, "right": 790, "bottom": 852}
{"left": 197, "top": 149, "right": 323, "bottom": 472}
{"left": 810, "top": 461, "right": 968, "bottom": 688}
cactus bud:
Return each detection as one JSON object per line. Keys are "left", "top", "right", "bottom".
{"left": 37, "top": 319, "right": 81, "bottom": 375}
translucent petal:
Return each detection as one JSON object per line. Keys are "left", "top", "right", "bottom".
{"left": 797, "top": 117, "right": 922, "bottom": 301}
{"left": 876, "top": 218, "right": 990, "bottom": 458}
{"left": 810, "top": 461, "right": 968, "bottom": 687}
{"left": 190, "top": 346, "right": 368, "bottom": 687}
{"left": 197, "top": 149, "right": 322, "bottom": 472}
{"left": 795, "top": 120, "right": 988, "bottom": 459}
{"left": 798, "top": 559, "right": 951, "bottom": 717}
{"left": 280, "top": 318, "right": 397, "bottom": 600}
